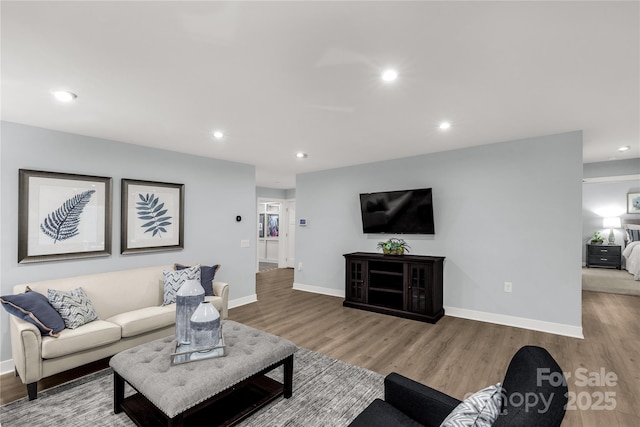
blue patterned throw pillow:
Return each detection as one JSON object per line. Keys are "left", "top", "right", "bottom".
{"left": 175, "top": 263, "right": 220, "bottom": 296}
{"left": 162, "top": 265, "right": 201, "bottom": 305}
{"left": 47, "top": 287, "right": 98, "bottom": 330}
{"left": 1, "top": 288, "right": 65, "bottom": 336}
{"left": 440, "top": 383, "right": 503, "bottom": 427}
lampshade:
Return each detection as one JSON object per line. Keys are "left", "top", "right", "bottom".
{"left": 603, "top": 217, "right": 621, "bottom": 228}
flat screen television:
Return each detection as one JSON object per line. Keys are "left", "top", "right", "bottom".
{"left": 359, "top": 188, "right": 435, "bottom": 234}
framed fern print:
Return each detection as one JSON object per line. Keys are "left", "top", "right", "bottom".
{"left": 121, "top": 179, "right": 184, "bottom": 254}
{"left": 18, "top": 169, "right": 112, "bottom": 263}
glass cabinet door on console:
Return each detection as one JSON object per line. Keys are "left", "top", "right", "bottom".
{"left": 346, "top": 259, "right": 366, "bottom": 303}
{"left": 408, "top": 263, "right": 433, "bottom": 314}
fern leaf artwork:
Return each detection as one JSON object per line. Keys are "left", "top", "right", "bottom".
{"left": 40, "top": 190, "right": 96, "bottom": 243}
{"left": 136, "top": 193, "right": 172, "bottom": 238}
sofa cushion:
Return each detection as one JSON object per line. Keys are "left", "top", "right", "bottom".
{"left": 440, "top": 383, "right": 502, "bottom": 427}
{"left": 106, "top": 306, "right": 176, "bottom": 338}
{"left": 162, "top": 266, "right": 200, "bottom": 305}
{"left": 47, "top": 287, "right": 99, "bottom": 329}
{"left": 175, "top": 263, "right": 221, "bottom": 296}
{"left": 1, "top": 288, "right": 66, "bottom": 337}
{"left": 41, "top": 320, "right": 121, "bottom": 358}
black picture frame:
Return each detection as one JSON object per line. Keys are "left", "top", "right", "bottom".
{"left": 18, "top": 169, "right": 112, "bottom": 263}
{"left": 121, "top": 179, "right": 184, "bottom": 254}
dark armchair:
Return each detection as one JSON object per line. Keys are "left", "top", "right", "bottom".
{"left": 349, "top": 346, "right": 568, "bottom": 427}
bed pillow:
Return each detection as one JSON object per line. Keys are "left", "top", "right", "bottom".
{"left": 440, "top": 383, "right": 503, "bottom": 427}
{"left": 163, "top": 265, "right": 200, "bottom": 305}
{"left": 47, "top": 287, "right": 98, "bottom": 329}
{"left": 175, "top": 263, "right": 221, "bottom": 296}
{"left": 626, "top": 229, "right": 640, "bottom": 243}
{"left": 1, "top": 287, "right": 65, "bottom": 336}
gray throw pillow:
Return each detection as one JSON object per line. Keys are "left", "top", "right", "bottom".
{"left": 47, "top": 287, "right": 98, "bottom": 330}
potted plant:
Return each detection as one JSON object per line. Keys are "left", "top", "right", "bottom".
{"left": 377, "top": 237, "right": 410, "bottom": 255}
{"left": 591, "top": 231, "right": 605, "bottom": 245}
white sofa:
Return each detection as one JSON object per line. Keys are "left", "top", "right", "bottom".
{"left": 8, "top": 264, "right": 229, "bottom": 400}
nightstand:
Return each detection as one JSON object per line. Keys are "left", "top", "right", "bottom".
{"left": 586, "top": 244, "right": 622, "bottom": 269}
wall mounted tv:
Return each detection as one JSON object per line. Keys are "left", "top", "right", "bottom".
{"left": 359, "top": 188, "right": 435, "bottom": 234}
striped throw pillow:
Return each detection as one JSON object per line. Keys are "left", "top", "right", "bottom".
{"left": 47, "top": 287, "right": 98, "bottom": 329}
{"left": 626, "top": 229, "right": 640, "bottom": 242}
{"left": 440, "top": 383, "right": 503, "bottom": 427}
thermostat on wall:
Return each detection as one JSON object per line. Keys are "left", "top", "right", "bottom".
{"left": 299, "top": 219, "right": 308, "bottom": 226}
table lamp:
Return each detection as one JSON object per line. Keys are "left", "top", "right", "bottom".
{"left": 603, "top": 217, "right": 621, "bottom": 244}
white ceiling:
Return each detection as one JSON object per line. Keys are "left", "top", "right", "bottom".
{"left": 2, "top": 1, "right": 639, "bottom": 189}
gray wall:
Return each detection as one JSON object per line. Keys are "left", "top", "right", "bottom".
{"left": 256, "top": 187, "right": 296, "bottom": 200}
{"left": 284, "top": 188, "right": 296, "bottom": 199}
{"left": 295, "top": 132, "right": 583, "bottom": 328}
{"left": 256, "top": 187, "right": 286, "bottom": 199}
{"left": 0, "top": 122, "right": 257, "bottom": 363}
{"left": 584, "top": 158, "right": 640, "bottom": 179}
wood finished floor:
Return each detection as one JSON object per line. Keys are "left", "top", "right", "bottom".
{"left": 1, "top": 268, "right": 638, "bottom": 426}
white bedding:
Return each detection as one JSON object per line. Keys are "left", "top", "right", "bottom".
{"left": 622, "top": 241, "right": 640, "bottom": 280}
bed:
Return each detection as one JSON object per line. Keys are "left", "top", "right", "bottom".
{"left": 622, "top": 220, "right": 640, "bottom": 280}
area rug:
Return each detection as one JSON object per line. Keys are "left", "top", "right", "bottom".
{"left": 582, "top": 267, "right": 640, "bottom": 296}
{"left": 0, "top": 348, "right": 383, "bottom": 427}
{"left": 258, "top": 262, "right": 279, "bottom": 272}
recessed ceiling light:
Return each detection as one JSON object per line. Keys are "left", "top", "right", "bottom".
{"left": 381, "top": 69, "right": 398, "bottom": 82}
{"left": 212, "top": 130, "right": 224, "bottom": 139}
{"left": 439, "top": 121, "right": 451, "bottom": 130}
{"left": 52, "top": 90, "right": 77, "bottom": 102}
{"left": 618, "top": 145, "right": 630, "bottom": 152}
{"left": 296, "top": 152, "right": 308, "bottom": 159}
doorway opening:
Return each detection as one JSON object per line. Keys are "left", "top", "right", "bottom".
{"left": 257, "top": 198, "right": 296, "bottom": 272}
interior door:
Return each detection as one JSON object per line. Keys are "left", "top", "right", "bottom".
{"left": 285, "top": 202, "right": 296, "bottom": 268}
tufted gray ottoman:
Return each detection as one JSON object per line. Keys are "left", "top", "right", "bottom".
{"left": 109, "top": 320, "right": 297, "bottom": 427}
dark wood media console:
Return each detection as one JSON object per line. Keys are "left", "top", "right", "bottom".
{"left": 343, "top": 252, "right": 445, "bottom": 323}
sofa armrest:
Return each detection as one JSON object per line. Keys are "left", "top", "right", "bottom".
{"left": 9, "top": 315, "right": 44, "bottom": 384}
{"left": 212, "top": 281, "right": 229, "bottom": 319}
{"left": 384, "top": 372, "right": 460, "bottom": 427}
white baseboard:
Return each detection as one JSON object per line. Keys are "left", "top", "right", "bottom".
{"left": 228, "top": 294, "right": 258, "bottom": 309}
{"left": 293, "top": 282, "right": 345, "bottom": 298}
{"left": 444, "top": 306, "right": 584, "bottom": 339}
{"left": 1, "top": 358, "right": 15, "bottom": 376}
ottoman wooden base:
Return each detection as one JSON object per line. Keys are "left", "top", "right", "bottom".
{"left": 110, "top": 321, "right": 297, "bottom": 427}
{"left": 114, "top": 354, "right": 293, "bottom": 427}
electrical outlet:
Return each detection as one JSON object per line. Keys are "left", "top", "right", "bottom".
{"left": 298, "top": 262, "right": 303, "bottom": 271}
{"left": 240, "top": 240, "right": 250, "bottom": 248}
{"left": 504, "top": 282, "right": 512, "bottom": 293}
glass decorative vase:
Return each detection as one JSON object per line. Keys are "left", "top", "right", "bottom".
{"left": 190, "top": 301, "right": 221, "bottom": 349}
{"left": 175, "top": 279, "right": 204, "bottom": 345}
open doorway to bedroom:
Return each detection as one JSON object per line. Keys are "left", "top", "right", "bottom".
{"left": 582, "top": 173, "right": 640, "bottom": 296}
